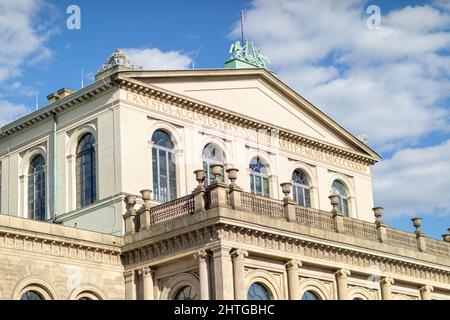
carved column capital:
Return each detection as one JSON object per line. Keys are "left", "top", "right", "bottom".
{"left": 285, "top": 259, "right": 302, "bottom": 271}
{"left": 380, "top": 277, "right": 394, "bottom": 287}
{"left": 419, "top": 284, "right": 434, "bottom": 294}
{"left": 194, "top": 250, "right": 208, "bottom": 261}
{"left": 335, "top": 268, "right": 351, "bottom": 279}
{"left": 138, "top": 266, "right": 153, "bottom": 278}
{"left": 230, "top": 249, "right": 248, "bottom": 261}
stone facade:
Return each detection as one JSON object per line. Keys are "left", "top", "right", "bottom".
{"left": 0, "top": 214, "right": 124, "bottom": 300}
{"left": 119, "top": 177, "right": 450, "bottom": 300}
{"left": 0, "top": 58, "right": 448, "bottom": 300}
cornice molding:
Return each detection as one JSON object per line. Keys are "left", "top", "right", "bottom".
{"left": 0, "top": 79, "right": 115, "bottom": 141}
{"left": 121, "top": 223, "right": 450, "bottom": 289}
{"left": 0, "top": 230, "right": 122, "bottom": 266}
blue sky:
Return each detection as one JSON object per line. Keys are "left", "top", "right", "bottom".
{"left": 0, "top": 0, "right": 449, "bottom": 238}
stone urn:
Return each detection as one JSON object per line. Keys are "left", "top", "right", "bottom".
{"left": 328, "top": 194, "right": 340, "bottom": 206}
{"left": 372, "top": 207, "right": 383, "bottom": 223}
{"left": 411, "top": 217, "right": 422, "bottom": 229}
{"left": 140, "top": 189, "right": 152, "bottom": 202}
{"left": 194, "top": 169, "right": 206, "bottom": 186}
{"left": 210, "top": 164, "right": 224, "bottom": 182}
{"left": 226, "top": 168, "right": 239, "bottom": 184}
{"left": 442, "top": 233, "right": 450, "bottom": 243}
{"left": 125, "top": 194, "right": 137, "bottom": 206}
{"left": 280, "top": 182, "right": 292, "bottom": 198}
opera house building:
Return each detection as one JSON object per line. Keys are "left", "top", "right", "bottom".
{"left": 0, "top": 45, "right": 448, "bottom": 300}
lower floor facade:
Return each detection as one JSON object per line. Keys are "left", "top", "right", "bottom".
{"left": 0, "top": 180, "right": 449, "bottom": 300}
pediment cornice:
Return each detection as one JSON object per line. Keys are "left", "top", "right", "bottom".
{"left": 116, "top": 75, "right": 379, "bottom": 166}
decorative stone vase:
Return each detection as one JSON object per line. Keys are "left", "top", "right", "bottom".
{"left": 442, "top": 234, "right": 450, "bottom": 242}
{"left": 125, "top": 194, "right": 137, "bottom": 206}
{"left": 411, "top": 217, "right": 422, "bottom": 229}
{"left": 194, "top": 169, "right": 206, "bottom": 185}
{"left": 226, "top": 168, "right": 239, "bottom": 184}
{"left": 328, "top": 195, "right": 340, "bottom": 206}
{"left": 280, "top": 182, "right": 292, "bottom": 198}
{"left": 140, "top": 189, "right": 152, "bottom": 202}
{"left": 210, "top": 164, "right": 224, "bottom": 182}
{"left": 372, "top": 207, "right": 383, "bottom": 223}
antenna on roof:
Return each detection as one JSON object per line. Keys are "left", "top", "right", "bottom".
{"left": 240, "top": 10, "right": 245, "bottom": 43}
{"left": 192, "top": 43, "right": 203, "bottom": 70}
{"left": 81, "top": 67, "right": 84, "bottom": 89}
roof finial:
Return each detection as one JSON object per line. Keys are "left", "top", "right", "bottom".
{"left": 96, "top": 48, "right": 141, "bottom": 75}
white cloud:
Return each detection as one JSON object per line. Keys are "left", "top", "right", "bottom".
{"left": 234, "top": 0, "right": 450, "bottom": 150}
{"left": 235, "top": 0, "right": 450, "bottom": 219}
{"left": 0, "top": 100, "right": 29, "bottom": 126}
{"left": 372, "top": 140, "right": 450, "bottom": 219}
{"left": 0, "top": 0, "right": 57, "bottom": 83}
{"left": 123, "top": 48, "right": 192, "bottom": 70}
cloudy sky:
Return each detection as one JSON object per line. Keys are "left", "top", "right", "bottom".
{"left": 0, "top": 0, "right": 449, "bottom": 237}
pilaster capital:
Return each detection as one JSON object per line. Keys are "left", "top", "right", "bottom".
{"left": 335, "top": 268, "right": 351, "bottom": 279}
{"left": 193, "top": 250, "right": 208, "bottom": 261}
{"left": 380, "top": 277, "right": 394, "bottom": 287}
{"left": 285, "top": 259, "right": 302, "bottom": 271}
{"left": 419, "top": 284, "right": 434, "bottom": 294}
{"left": 230, "top": 249, "right": 248, "bottom": 260}
{"left": 137, "top": 266, "right": 153, "bottom": 278}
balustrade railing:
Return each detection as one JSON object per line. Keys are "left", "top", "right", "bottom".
{"left": 125, "top": 183, "right": 450, "bottom": 258}
{"left": 295, "top": 207, "right": 334, "bottom": 231}
{"left": 385, "top": 228, "right": 418, "bottom": 248}
{"left": 240, "top": 191, "right": 285, "bottom": 218}
{"left": 342, "top": 216, "right": 378, "bottom": 241}
{"left": 425, "top": 237, "right": 450, "bottom": 256}
{"left": 149, "top": 194, "right": 195, "bottom": 226}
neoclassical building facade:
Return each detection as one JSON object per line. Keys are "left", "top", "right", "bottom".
{"left": 0, "top": 49, "right": 448, "bottom": 300}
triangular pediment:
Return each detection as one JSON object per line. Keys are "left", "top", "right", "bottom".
{"left": 119, "top": 69, "right": 380, "bottom": 161}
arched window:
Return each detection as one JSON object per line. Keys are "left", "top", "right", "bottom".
{"left": 247, "top": 282, "right": 271, "bottom": 300}
{"left": 292, "top": 169, "right": 311, "bottom": 208}
{"left": 202, "top": 143, "right": 225, "bottom": 185}
{"left": 174, "top": 286, "right": 197, "bottom": 300}
{"left": 28, "top": 155, "right": 46, "bottom": 221}
{"left": 249, "top": 157, "right": 270, "bottom": 197}
{"left": 331, "top": 180, "right": 349, "bottom": 216}
{"left": 152, "top": 130, "right": 176, "bottom": 202}
{"left": 301, "top": 290, "right": 320, "bottom": 300}
{"left": 21, "top": 290, "right": 44, "bottom": 300}
{"left": 76, "top": 133, "right": 97, "bottom": 208}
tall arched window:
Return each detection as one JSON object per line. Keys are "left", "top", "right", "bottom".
{"left": 292, "top": 169, "right": 311, "bottom": 208}
{"left": 21, "top": 291, "right": 44, "bottom": 300}
{"left": 202, "top": 143, "right": 225, "bottom": 185}
{"left": 152, "top": 129, "right": 177, "bottom": 202}
{"left": 301, "top": 290, "right": 320, "bottom": 300}
{"left": 76, "top": 133, "right": 97, "bottom": 208}
{"left": 332, "top": 180, "right": 349, "bottom": 216}
{"left": 247, "top": 282, "right": 271, "bottom": 300}
{"left": 249, "top": 157, "right": 270, "bottom": 197}
{"left": 28, "top": 155, "right": 46, "bottom": 220}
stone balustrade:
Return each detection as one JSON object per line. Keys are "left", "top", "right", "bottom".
{"left": 122, "top": 164, "right": 450, "bottom": 258}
